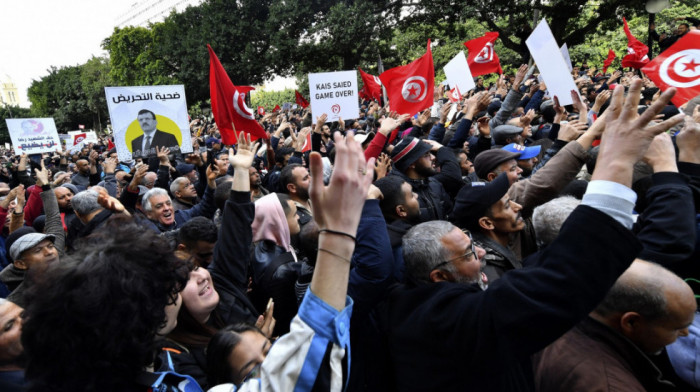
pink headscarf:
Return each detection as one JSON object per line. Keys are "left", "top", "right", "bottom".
{"left": 252, "top": 193, "right": 292, "bottom": 253}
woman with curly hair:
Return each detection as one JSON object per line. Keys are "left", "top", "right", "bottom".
{"left": 20, "top": 217, "right": 190, "bottom": 392}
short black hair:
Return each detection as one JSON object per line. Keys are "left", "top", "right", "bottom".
{"left": 280, "top": 164, "right": 302, "bottom": 194}
{"left": 277, "top": 193, "right": 293, "bottom": 216}
{"left": 375, "top": 176, "right": 408, "bottom": 220}
{"left": 214, "top": 178, "right": 233, "bottom": 211}
{"left": 275, "top": 147, "right": 295, "bottom": 165}
{"left": 177, "top": 217, "right": 218, "bottom": 248}
{"left": 206, "top": 324, "right": 265, "bottom": 386}
{"left": 137, "top": 109, "right": 156, "bottom": 120}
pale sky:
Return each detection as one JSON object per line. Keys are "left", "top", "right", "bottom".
{"left": 0, "top": 0, "right": 296, "bottom": 109}
{"left": 0, "top": 0, "right": 129, "bottom": 107}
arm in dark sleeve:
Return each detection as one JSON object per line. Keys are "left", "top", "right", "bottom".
{"left": 270, "top": 135, "right": 280, "bottom": 151}
{"left": 155, "top": 165, "right": 170, "bottom": 191}
{"left": 88, "top": 165, "right": 102, "bottom": 186}
{"left": 40, "top": 187, "right": 66, "bottom": 256}
{"left": 433, "top": 147, "right": 462, "bottom": 186}
{"left": 120, "top": 186, "right": 140, "bottom": 213}
{"left": 524, "top": 90, "right": 544, "bottom": 113}
{"left": 348, "top": 199, "right": 395, "bottom": 316}
{"left": 194, "top": 162, "right": 207, "bottom": 198}
{"left": 447, "top": 118, "right": 473, "bottom": 149}
{"left": 517, "top": 95, "right": 530, "bottom": 108}
{"left": 311, "top": 132, "right": 322, "bottom": 153}
{"left": 468, "top": 136, "right": 492, "bottom": 162}
{"left": 547, "top": 123, "right": 561, "bottom": 141}
{"left": 634, "top": 172, "right": 696, "bottom": 265}
{"left": 102, "top": 173, "right": 118, "bottom": 197}
{"left": 209, "top": 190, "right": 254, "bottom": 295}
{"left": 428, "top": 123, "right": 446, "bottom": 142}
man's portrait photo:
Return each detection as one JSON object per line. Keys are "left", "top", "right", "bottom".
{"left": 131, "top": 109, "right": 179, "bottom": 157}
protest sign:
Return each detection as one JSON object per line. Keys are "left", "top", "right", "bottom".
{"left": 526, "top": 19, "right": 579, "bottom": 105}
{"left": 444, "top": 51, "right": 476, "bottom": 94}
{"left": 105, "top": 85, "right": 192, "bottom": 161}
{"left": 66, "top": 131, "right": 98, "bottom": 154}
{"left": 5, "top": 118, "right": 61, "bottom": 155}
{"left": 560, "top": 43, "right": 573, "bottom": 71}
{"left": 308, "top": 70, "right": 359, "bottom": 122}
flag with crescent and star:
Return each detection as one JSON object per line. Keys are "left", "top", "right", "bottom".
{"left": 358, "top": 67, "right": 383, "bottom": 102}
{"left": 379, "top": 40, "right": 435, "bottom": 116}
{"left": 464, "top": 32, "right": 503, "bottom": 76}
{"left": 621, "top": 17, "right": 650, "bottom": 69}
{"left": 642, "top": 30, "right": 700, "bottom": 108}
{"left": 208, "top": 44, "right": 267, "bottom": 145}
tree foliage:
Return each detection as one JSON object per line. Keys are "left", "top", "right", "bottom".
{"left": 0, "top": 105, "right": 33, "bottom": 144}
{"left": 250, "top": 89, "right": 295, "bottom": 110}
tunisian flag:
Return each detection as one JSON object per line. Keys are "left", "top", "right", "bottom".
{"left": 621, "top": 18, "right": 649, "bottom": 69}
{"left": 448, "top": 86, "right": 462, "bottom": 103}
{"left": 379, "top": 40, "right": 435, "bottom": 115}
{"left": 464, "top": 32, "right": 503, "bottom": 76}
{"left": 358, "top": 68, "right": 383, "bottom": 101}
{"left": 602, "top": 50, "right": 617, "bottom": 73}
{"left": 295, "top": 90, "right": 309, "bottom": 108}
{"left": 208, "top": 44, "right": 266, "bottom": 144}
{"left": 642, "top": 31, "right": 700, "bottom": 108}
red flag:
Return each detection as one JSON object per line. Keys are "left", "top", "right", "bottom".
{"left": 257, "top": 106, "right": 265, "bottom": 116}
{"left": 448, "top": 86, "right": 462, "bottom": 103}
{"left": 379, "top": 40, "right": 435, "bottom": 115}
{"left": 621, "top": 18, "right": 649, "bottom": 69}
{"left": 208, "top": 44, "right": 267, "bottom": 145}
{"left": 295, "top": 90, "right": 309, "bottom": 108}
{"left": 642, "top": 30, "right": 700, "bottom": 108}
{"left": 78, "top": 124, "right": 85, "bottom": 130}
{"left": 107, "top": 138, "right": 115, "bottom": 150}
{"left": 358, "top": 67, "right": 382, "bottom": 101}
{"left": 464, "top": 32, "right": 503, "bottom": 76}
{"left": 273, "top": 105, "right": 281, "bottom": 112}
{"left": 73, "top": 133, "right": 87, "bottom": 144}
{"left": 603, "top": 50, "right": 617, "bottom": 73}
{"left": 301, "top": 132, "right": 312, "bottom": 153}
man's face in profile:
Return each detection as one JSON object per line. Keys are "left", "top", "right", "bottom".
{"left": 138, "top": 112, "right": 157, "bottom": 133}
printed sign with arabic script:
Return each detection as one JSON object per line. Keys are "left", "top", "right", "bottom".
{"left": 105, "top": 85, "right": 192, "bottom": 161}
{"left": 5, "top": 118, "right": 62, "bottom": 156}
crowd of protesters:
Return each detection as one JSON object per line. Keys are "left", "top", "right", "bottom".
{"left": 1, "top": 41, "right": 700, "bottom": 391}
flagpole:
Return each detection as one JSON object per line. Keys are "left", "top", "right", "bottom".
{"left": 379, "top": 54, "right": 388, "bottom": 106}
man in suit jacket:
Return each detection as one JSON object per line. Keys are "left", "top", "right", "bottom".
{"left": 131, "top": 109, "right": 179, "bottom": 157}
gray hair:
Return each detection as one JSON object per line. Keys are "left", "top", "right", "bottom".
{"left": 403, "top": 220, "right": 456, "bottom": 284}
{"left": 71, "top": 190, "right": 101, "bottom": 216}
{"left": 142, "top": 188, "right": 170, "bottom": 212}
{"left": 141, "top": 172, "right": 157, "bottom": 187}
{"left": 170, "top": 177, "right": 188, "bottom": 196}
{"left": 532, "top": 196, "right": 581, "bottom": 249}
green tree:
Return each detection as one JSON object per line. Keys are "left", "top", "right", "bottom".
{"left": 250, "top": 89, "right": 295, "bottom": 110}
{"left": 27, "top": 65, "right": 93, "bottom": 132}
{"left": 80, "top": 56, "right": 112, "bottom": 133}
{"left": 0, "top": 105, "right": 33, "bottom": 145}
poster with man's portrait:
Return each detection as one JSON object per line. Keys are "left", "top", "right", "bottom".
{"left": 105, "top": 85, "right": 193, "bottom": 161}
{"left": 5, "top": 118, "right": 62, "bottom": 155}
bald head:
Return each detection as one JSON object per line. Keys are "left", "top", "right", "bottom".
{"left": 592, "top": 259, "right": 696, "bottom": 354}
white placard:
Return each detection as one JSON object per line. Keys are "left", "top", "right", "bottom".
{"left": 560, "top": 43, "right": 573, "bottom": 72}
{"left": 443, "top": 51, "right": 476, "bottom": 94}
{"left": 526, "top": 19, "right": 579, "bottom": 105}
{"left": 105, "top": 85, "right": 192, "bottom": 161}
{"left": 5, "top": 118, "right": 61, "bottom": 156}
{"left": 308, "top": 70, "right": 359, "bottom": 123}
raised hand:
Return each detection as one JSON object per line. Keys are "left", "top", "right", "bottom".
{"left": 375, "top": 153, "right": 391, "bottom": 180}
{"left": 255, "top": 299, "right": 276, "bottom": 339}
{"left": 97, "top": 187, "right": 129, "bottom": 216}
{"left": 156, "top": 146, "right": 171, "bottom": 166}
{"left": 34, "top": 159, "right": 50, "bottom": 187}
{"left": 593, "top": 80, "right": 684, "bottom": 187}
{"left": 229, "top": 131, "right": 260, "bottom": 170}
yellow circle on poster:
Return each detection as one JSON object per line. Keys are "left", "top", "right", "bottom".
{"left": 125, "top": 115, "right": 182, "bottom": 152}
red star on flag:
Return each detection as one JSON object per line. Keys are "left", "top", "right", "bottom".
{"left": 683, "top": 59, "right": 700, "bottom": 72}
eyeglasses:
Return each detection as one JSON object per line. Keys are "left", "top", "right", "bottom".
{"left": 432, "top": 229, "right": 477, "bottom": 271}
{"left": 238, "top": 363, "right": 262, "bottom": 385}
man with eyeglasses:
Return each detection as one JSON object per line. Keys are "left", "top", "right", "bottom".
{"left": 380, "top": 81, "right": 683, "bottom": 391}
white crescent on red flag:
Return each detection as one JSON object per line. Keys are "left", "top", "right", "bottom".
{"left": 379, "top": 40, "right": 435, "bottom": 115}
{"left": 208, "top": 44, "right": 267, "bottom": 145}
{"left": 642, "top": 30, "right": 700, "bottom": 107}
{"left": 464, "top": 32, "right": 503, "bottom": 76}
{"left": 448, "top": 86, "right": 462, "bottom": 103}
{"left": 621, "top": 17, "right": 649, "bottom": 69}
{"left": 358, "top": 68, "right": 383, "bottom": 102}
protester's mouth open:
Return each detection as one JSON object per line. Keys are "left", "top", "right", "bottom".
{"left": 199, "top": 284, "right": 212, "bottom": 297}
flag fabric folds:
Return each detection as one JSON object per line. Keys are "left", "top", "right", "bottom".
{"left": 464, "top": 32, "right": 503, "bottom": 76}
{"left": 295, "top": 90, "right": 309, "bottom": 108}
{"left": 358, "top": 68, "right": 383, "bottom": 102}
{"left": 208, "top": 44, "right": 266, "bottom": 145}
{"left": 621, "top": 18, "right": 650, "bottom": 69}
{"left": 379, "top": 40, "right": 435, "bottom": 115}
{"left": 603, "top": 50, "right": 617, "bottom": 73}
{"left": 642, "top": 30, "right": 700, "bottom": 108}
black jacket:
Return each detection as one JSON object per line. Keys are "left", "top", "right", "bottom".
{"left": 380, "top": 205, "right": 641, "bottom": 391}
{"left": 390, "top": 167, "right": 454, "bottom": 222}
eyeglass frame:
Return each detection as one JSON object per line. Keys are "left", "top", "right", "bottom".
{"left": 431, "top": 229, "right": 477, "bottom": 272}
